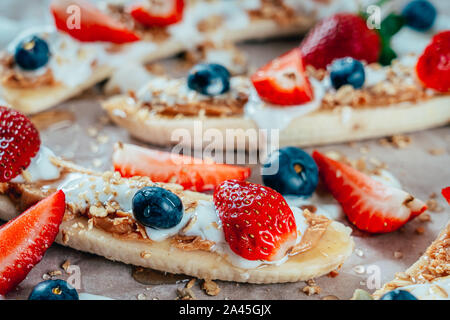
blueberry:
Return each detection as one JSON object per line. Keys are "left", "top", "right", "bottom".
{"left": 132, "top": 186, "right": 183, "bottom": 229}
{"left": 28, "top": 280, "right": 79, "bottom": 300}
{"left": 329, "top": 57, "right": 365, "bottom": 90}
{"left": 402, "top": 0, "right": 437, "bottom": 31}
{"left": 187, "top": 63, "right": 230, "bottom": 95}
{"left": 14, "top": 35, "right": 51, "bottom": 71}
{"left": 380, "top": 289, "right": 418, "bottom": 300}
{"left": 262, "top": 147, "right": 319, "bottom": 197}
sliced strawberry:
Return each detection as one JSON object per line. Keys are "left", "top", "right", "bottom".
{"left": 0, "top": 106, "right": 41, "bottom": 182}
{"left": 214, "top": 180, "right": 297, "bottom": 261}
{"left": 442, "top": 187, "right": 450, "bottom": 205}
{"left": 113, "top": 143, "right": 251, "bottom": 192}
{"left": 300, "top": 13, "right": 381, "bottom": 69}
{"left": 312, "top": 151, "right": 427, "bottom": 233}
{"left": 416, "top": 30, "right": 450, "bottom": 93}
{"left": 251, "top": 48, "right": 314, "bottom": 106}
{"left": 128, "top": 0, "right": 184, "bottom": 27}
{"left": 0, "top": 191, "right": 66, "bottom": 295}
{"left": 50, "top": 0, "right": 139, "bottom": 44}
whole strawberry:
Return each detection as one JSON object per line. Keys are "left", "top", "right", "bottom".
{"left": 0, "top": 106, "right": 41, "bottom": 182}
{"left": 214, "top": 180, "right": 297, "bottom": 261}
{"left": 300, "top": 13, "right": 381, "bottom": 69}
{"left": 416, "top": 31, "right": 450, "bottom": 93}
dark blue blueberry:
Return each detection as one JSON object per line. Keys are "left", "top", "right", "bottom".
{"left": 262, "top": 147, "right": 318, "bottom": 197}
{"left": 402, "top": 0, "right": 437, "bottom": 31}
{"left": 330, "top": 57, "right": 365, "bottom": 90}
{"left": 132, "top": 186, "right": 183, "bottom": 229}
{"left": 28, "top": 280, "right": 79, "bottom": 300}
{"left": 380, "top": 289, "right": 418, "bottom": 300}
{"left": 14, "top": 35, "right": 51, "bottom": 71}
{"left": 187, "top": 63, "right": 230, "bottom": 96}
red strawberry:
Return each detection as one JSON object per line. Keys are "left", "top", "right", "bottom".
{"left": 300, "top": 13, "right": 381, "bottom": 69}
{"left": 416, "top": 30, "right": 450, "bottom": 93}
{"left": 214, "top": 180, "right": 297, "bottom": 261}
{"left": 0, "top": 106, "right": 41, "bottom": 182}
{"left": 113, "top": 143, "right": 251, "bottom": 192}
{"left": 0, "top": 191, "right": 66, "bottom": 295}
{"left": 251, "top": 48, "right": 314, "bottom": 106}
{"left": 312, "top": 151, "right": 427, "bottom": 233}
{"left": 50, "top": 0, "right": 139, "bottom": 44}
{"left": 442, "top": 187, "right": 450, "bottom": 205}
{"left": 129, "top": 0, "right": 184, "bottom": 27}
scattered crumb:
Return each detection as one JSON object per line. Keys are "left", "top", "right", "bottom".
{"left": 378, "top": 135, "right": 412, "bottom": 149}
{"left": 92, "top": 159, "right": 103, "bottom": 168}
{"left": 176, "top": 288, "right": 196, "bottom": 300}
{"left": 61, "top": 260, "right": 71, "bottom": 273}
{"left": 42, "top": 273, "right": 51, "bottom": 280}
{"left": 322, "top": 295, "right": 340, "bottom": 300}
{"left": 359, "top": 146, "right": 369, "bottom": 154}
{"left": 48, "top": 270, "right": 62, "bottom": 277}
{"left": 429, "top": 192, "right": 437, "bottom": 199}
{"left": 428, "top": 148, "right": 445, "bottom": 156}
{"left": 426, "top": 199, "right": 444, "bottom": 213}
{"left": 97, "top": 135, "right": 109, "bottom": 144}
{"left": 415, "top": 227, "right": 425, "bottom": 235}
{"left": 394, "top": 251, "right": 403, "bottom": 259}
{"left": 186, "top": 279, "right": 196, "bottom": 289}
{"left": 418, "top": 213, "right": 431, "bottom": 222}
{"left": 62, "top": 231, "right": 69, "bottom": 244}
{"left": 302, "top": 279, "right": 321, "bottom": 296}
{"left": 87, "top": 127, "right": 98, "bottom": 137}
{"left": 202, "top": 280, "right": 221, "bottom": 296}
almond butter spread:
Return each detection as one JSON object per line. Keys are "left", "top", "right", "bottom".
{"left": 0, "top": 53, "right": 55, "bottom": 89}
{"left": 291, "top": 209, "right": 331, "bottom": 255}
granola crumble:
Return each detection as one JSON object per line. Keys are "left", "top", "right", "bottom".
{"left": 302, "top": 279, "right": 321, "bottom": 296}
{"left": 202, "top": 280, "right": 221, "bottom": 296}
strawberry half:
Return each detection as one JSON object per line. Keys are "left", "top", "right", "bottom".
{"left": 312, "top": 151, "right": 427, "bottom": 233}
{"left": 214, "top": 180, "right": 297, "bottom": 261}
{"left": 0, "top": 106, "right": 41, "bottom": 182}
{"left": 50, "top": 0, "right": 139, "bottom": 44}
{"left": 251, "top": 48, "right": 314, "bottom": 106}
{"left": 128, "top": 0, "right": 184, "bottom": 27}
{"left": 113, "top": 143, "right": 251, "bottom": 192}
{"left": 442, "top": 187, "right": 450, "bottom": 205}
{"left": 0, "top": 191, "right": 66, "bottom": 295}
{"left": 416, "top": 31, "right": 450, "bottom": 93}
{"left": 300, "top": 13, "right": 381, "bottom": 69}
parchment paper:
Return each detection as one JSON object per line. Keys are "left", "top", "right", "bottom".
{"left": 1, "top": 1, "right": 449, "bottom": 300}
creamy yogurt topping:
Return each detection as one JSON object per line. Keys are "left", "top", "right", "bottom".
{"left": 11, "top": 145, "right": 61, "bottom": 183}
{"left": 397, "top": 276, "right": 450, "bottom": 300}
{"left": 244, "top": 78, "right": 325, "bottom": 131}
{"left": 7, "top": 26, "right": 103, "bottom": 88}
{"left": 137, "top": 76, "right": 251, "bottom": 106}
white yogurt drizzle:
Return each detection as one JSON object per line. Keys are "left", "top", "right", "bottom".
{"left": 394, "top": 276, "right": 450, "bottom": 300}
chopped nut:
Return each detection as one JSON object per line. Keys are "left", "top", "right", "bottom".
{"left": 428, "top": 148, "right": 445, "bottom": 156}
{"left": 415, "top": 227, "right": 425, "bottom": 235}
{"left": 426, "top": 199, "right": 444, "bottom": 213}
{"left": 302, "top": 279, "right": 321, "bottom": 296}
{"left": 48, "top": 270, "right": 62, "bottom": 277}
{"left": 176, "top": 288, "right": 196, "bottom": 300}
{"left": 61, "top": 260, "right": 71, "bottom": 272}
{"left": 418, "top": 213, "right": 431, "bottom": 222}
{"left": 186, "top": 279, "right": 196, "bottom": 289}
{"left": 202, "top": 280, "right": 220, "bottom": 296}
